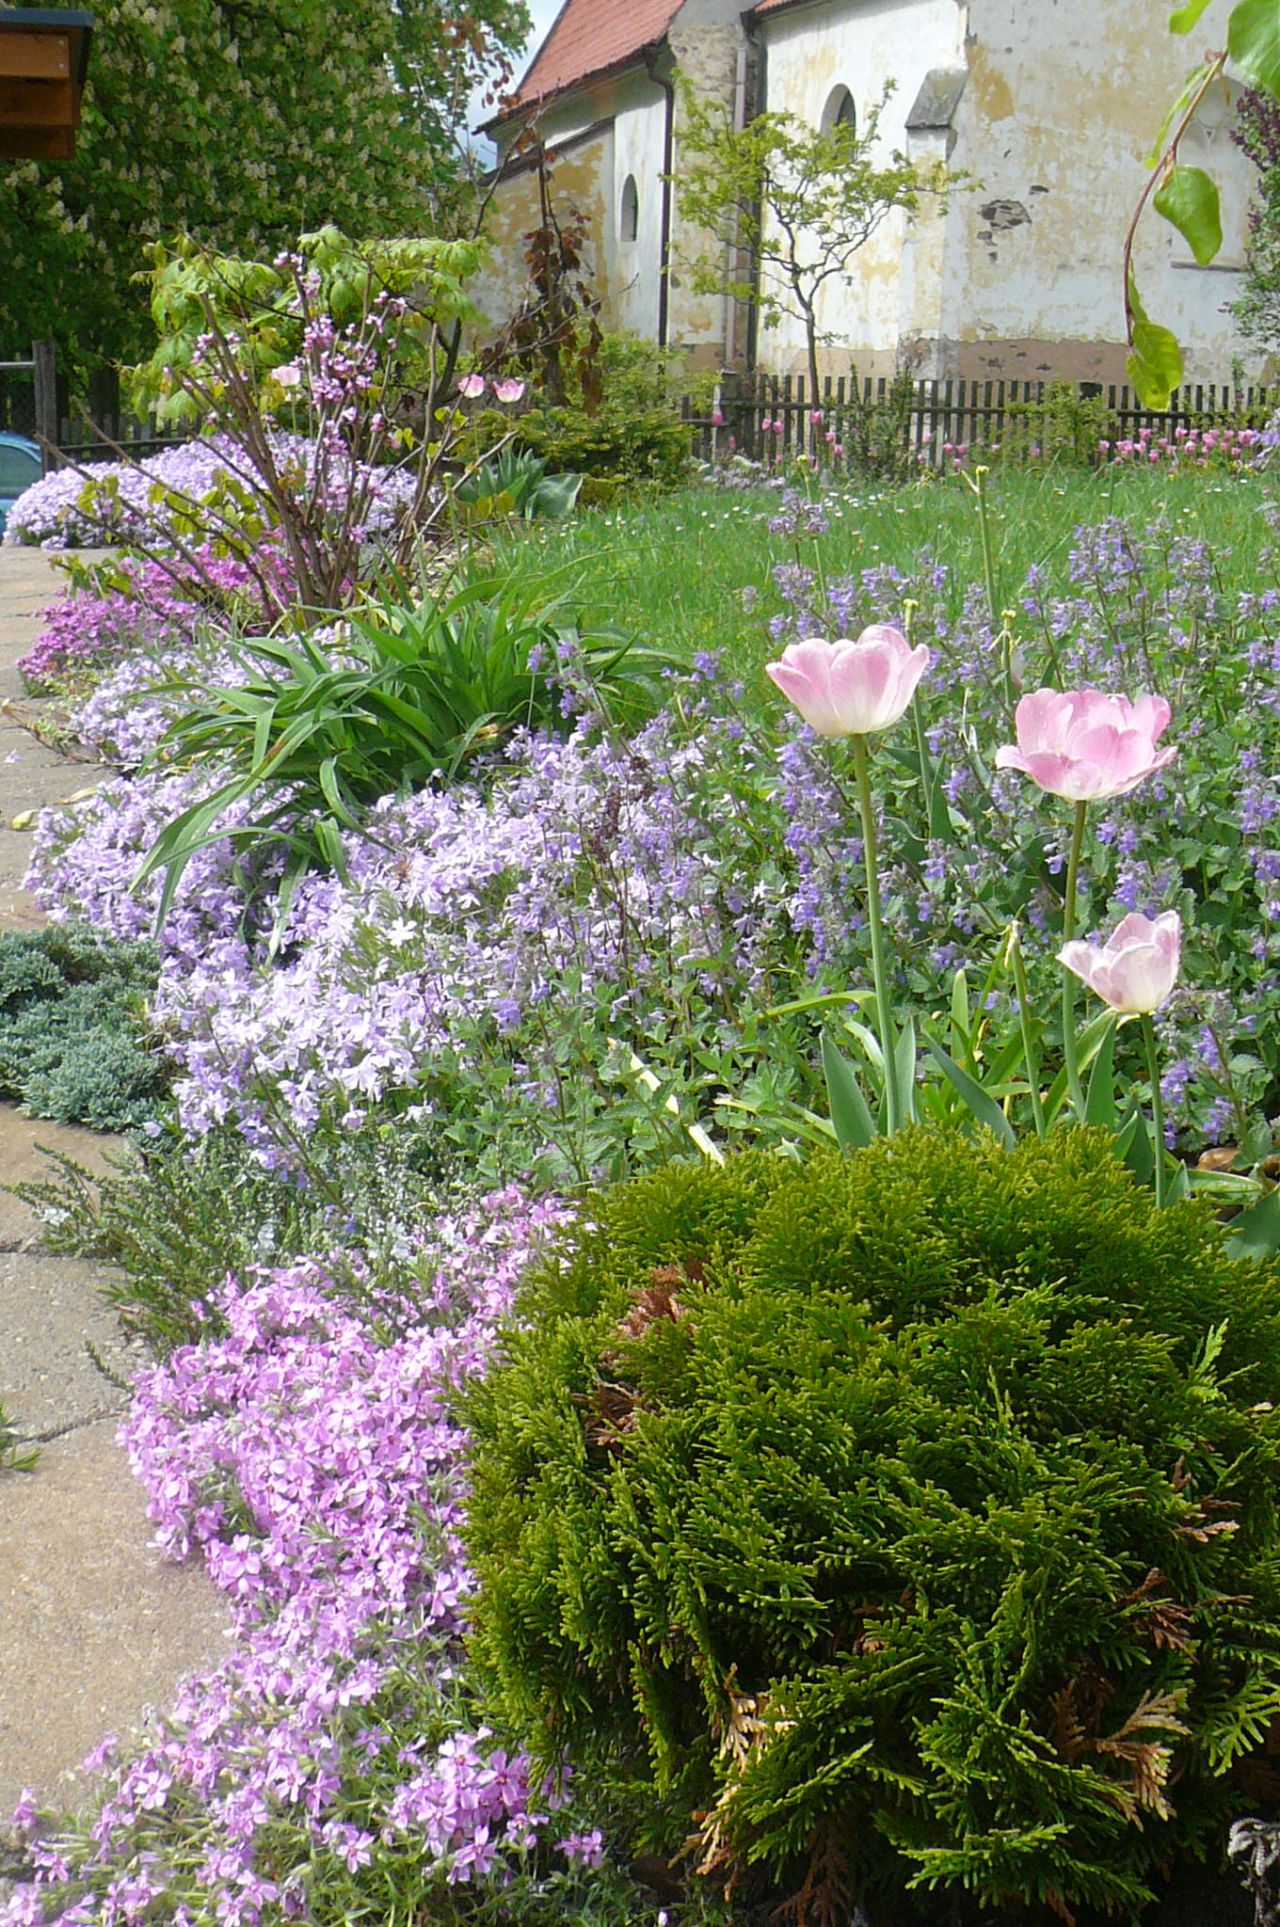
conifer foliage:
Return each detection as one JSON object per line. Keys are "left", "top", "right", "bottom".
{"left": 464, "top": 1130, "right": 1280, "bottom": 1925}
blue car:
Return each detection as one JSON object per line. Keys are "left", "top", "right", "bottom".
{"left": 0, "top": 433, "right": 41, "bottom": 538}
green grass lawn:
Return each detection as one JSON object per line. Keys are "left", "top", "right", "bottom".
{"left": 503, "top": 462, "right": 1273, "bottom": 705}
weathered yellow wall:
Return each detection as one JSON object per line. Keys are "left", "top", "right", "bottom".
{"left": 935, "top": 0, "right": 1260, "bottom": 383}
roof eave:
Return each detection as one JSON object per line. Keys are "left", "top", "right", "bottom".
{"left": 478, "top": 38, "right": 669, "bottom": 136}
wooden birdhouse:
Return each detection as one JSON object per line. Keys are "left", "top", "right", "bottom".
{"left": 0, "top": 8, "right": 94, "bottom": 160}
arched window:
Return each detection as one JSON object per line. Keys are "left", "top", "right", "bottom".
{"left": 822, "top": 85, "right": 857, "bottom": 137}
{"left": 619, "top": 174, "right": 639, "bottom": 243}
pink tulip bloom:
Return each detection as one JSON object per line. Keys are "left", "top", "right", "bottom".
{"left": 457, "top": 374, "right": 486, "bottom": 399}
{"left": 712, "top": 408, "right": 725, "bottom": 427}
{"left": 995, "top": 688, "right": 1175, "bottom": 801}
{"left": 1058, "top": 911, "right": 1181, "bottom": 1014}
{"left": 766, "top": 627, "right": 931, "bottom": 737}
{"left": 810, "top": 409, "right": 824, "bottom": 425}
{"left": 493, "top": 378, "right": 525, "bottom": 403}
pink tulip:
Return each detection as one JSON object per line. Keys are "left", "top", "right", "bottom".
{"left": 712, "top": 408, "right": 725, "bottom": 428}
{"left": 994, "top": 688, "right": 1175, "bottom": 801}
{"left": 1058, "top": 911, "right": 1181, "bottom": 1014}
{"left": 766, "top": 627, "right": 931, "bottom": 737}
{"left": 493, "top": 378, "right": 525, "bottom": 403}
{"left": 457, "top": 374, "right": 486, "bottom": 399}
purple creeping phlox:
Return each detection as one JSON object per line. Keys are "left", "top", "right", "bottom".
{"left": 3, "top": 434, "right": 417, "bottom": 553}
{"left": 3, "top": 1189, "right": 588, "bottom": 1925}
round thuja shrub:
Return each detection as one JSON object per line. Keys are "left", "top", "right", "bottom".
{"left": 463, "top": 1128, "right": 1280, "bottom": 1926}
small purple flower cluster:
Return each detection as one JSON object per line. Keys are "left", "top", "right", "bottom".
{"left": 18, "top": 546, "right": 290, "bottom": 694}
{"left": 5, "top": 1189, "right": 586, "bottom": 1925}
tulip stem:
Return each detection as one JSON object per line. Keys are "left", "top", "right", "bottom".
{"left": 1142, "top": 1013, "right": 1167, "bottom": 1209}
{"left": 1007, "top": 923, "right": 1046, "bottom": 1138}
{"left": 851, "top": 731, "right": 899, "bottom": 1135}
{"left": 1061, "top": 800, "right": 1089, "bottom": 1120}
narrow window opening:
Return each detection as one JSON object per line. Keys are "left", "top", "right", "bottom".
{"left": 620, "top": 174, "right": 639, "bottom": 243}
{"left": 822, "top": 86, "right": 856, "bottom": 136}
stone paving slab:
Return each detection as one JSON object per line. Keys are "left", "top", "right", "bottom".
{"left": 0, "top": 546, "right": 228, "bottom": 1855}
{"left": 0, "top": 1417, "right": 229, "bottom": 1822}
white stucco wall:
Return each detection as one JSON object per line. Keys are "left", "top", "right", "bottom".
{"left": 937, "top": 0, "right": 1261, "bottom": 382}
{"left": 612, "top": 88, "right": 668, "bottom": 340}
{"left": 757, "top": 0, "right": 966, "bottom": 380}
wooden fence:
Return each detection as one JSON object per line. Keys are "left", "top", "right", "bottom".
{"left": 0, "top": 343, "right": 178, "bottom": 469}
{"left": 684, "top": 372, "right": 1280, "bottom": 471}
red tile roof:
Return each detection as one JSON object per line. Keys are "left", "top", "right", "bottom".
{"left": 750, "top": 0, "right": 815, "bottom": 13}
{"left": 507, "top": 0, "right": 683, "bottom": 111}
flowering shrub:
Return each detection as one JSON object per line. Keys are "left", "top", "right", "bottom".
{"left": 5, "top": 1188, "right": 666, "bottom": 1926}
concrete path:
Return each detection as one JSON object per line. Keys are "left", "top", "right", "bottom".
{"left": 0, "top": 548, "right": 227, "bottom": 1865}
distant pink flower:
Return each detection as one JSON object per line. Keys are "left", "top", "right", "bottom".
{"left": 712, "top": 408, "right": 725, "bottom": 427}
{"left": 810, "top": 409, "right": 824, "bottom": 425}
{"left": 767, "top": 626, "right": 930, "bottom": 737}
{"left": 457, "top": 374, "right": 486, "bottom": 400}
{"left": 995, "top": 688, "right": 1175, "bottom": 801}
{"left": 1059, "top": 911, "right": 1181, "bottom": 1014}
{"left": 274, "top": 363, "right": 303, "bottom": 389}
{"left": 493, "top": 378, "right": 525, "bottom": 403}
{"left": 760, "top": 417, "right": 774, "bottom": 433}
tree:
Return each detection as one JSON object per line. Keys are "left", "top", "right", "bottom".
{"left": 674, "top": 85, "right": 945, "bottom": 422}
{"left": 1230, "top": 85, "right": 1280, "bottom": 352}
{"left": 0, "top": 0, "right": 528, "bottom": 378}
{"left": 1128, "top": 0, "right": 1280, "bottom": 405}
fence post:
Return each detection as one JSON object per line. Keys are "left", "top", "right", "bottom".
{"left": 32, "top": 338, "right": 57, "bottom": 472}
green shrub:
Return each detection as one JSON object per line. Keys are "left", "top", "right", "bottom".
{"left": 464, "top": 1128, "right": 1280, "bottom": 1925}
{"left": 0, "top": 924, "right": 167, "bottom": 1131}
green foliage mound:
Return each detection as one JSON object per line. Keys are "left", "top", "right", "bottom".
{"left": 0, "top": 925, "right": 167, "bottom": 1132}
{"left": 465, "top": 1129, "right": 1280, "bottom": 1926}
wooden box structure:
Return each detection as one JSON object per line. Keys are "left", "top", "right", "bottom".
{"left": 0, "top": 8, "right": 93, "bottom": 160}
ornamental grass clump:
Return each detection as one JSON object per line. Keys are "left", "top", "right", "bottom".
{"left": 465, "top": 1127, "right": 1280, "bottom": 1926}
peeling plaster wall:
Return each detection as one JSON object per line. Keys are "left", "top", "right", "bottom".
{"left": 471, "top": 72, "right": 669, "bottom": 343}
{"left": 943, "top": 0, "right": 1259, "bottom": 382}
{"left": 756, "top": 0, "right": 965, "bottom": 382}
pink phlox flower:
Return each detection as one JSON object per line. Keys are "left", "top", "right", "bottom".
{"left": 1058, "top": 910, "right": 1181, "bottom": 1014}
{"left": 994, "top": 687, "right": 1175, "bottom": 801}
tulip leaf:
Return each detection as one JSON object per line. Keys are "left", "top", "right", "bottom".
{"left": 950, "top": 969, "right": 971, "bottom": 1054}
{"left": 1119, "top": 1100, "right": 1154, "bottom": 1184}
{"left": 1225, "top": 1186, "right": 1280, "bottom": 1261}
{"left": 925, "top": 1039, "right": 1016, "bottom": 1150}
{"left": 1153, "top": 164, "right": 1222, "bottom": 267}
{"left": 821, "top": 1029, "right": 876, "bottom": 1149}
{"left": 1126, "top": 272, "right": 1184, "bottom": 410}
{"left": 1230, "top": 0, "right": 1280, "bottom": 99}
{"left": 894, "top": 1014, "right": 917, "bottom": 1126}
{"left": 1085, "top": 1016, "right": 1118, "bottom": 1130}
{"left": 1166, "top": 1159, "right": 1191, "bottom": 1204}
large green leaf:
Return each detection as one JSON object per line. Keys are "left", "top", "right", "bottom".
{"left": 1225, "top": 1185, "right": 1280, "bottom": 1260}
{"left": 1154, "top": 164, "right": 1223, "bottom": 266}
{"left": 1126, "top": 272, "right": 1184, "bottom": 409}
{"left": 1230, "top": 0, "right": 1280, "bottom": 96}
{"left": 1170, "top": 0, "right": 1214, "bottom": 28}
{"left": 821, "top": 1029, "right": 876, "bottom": 1150}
